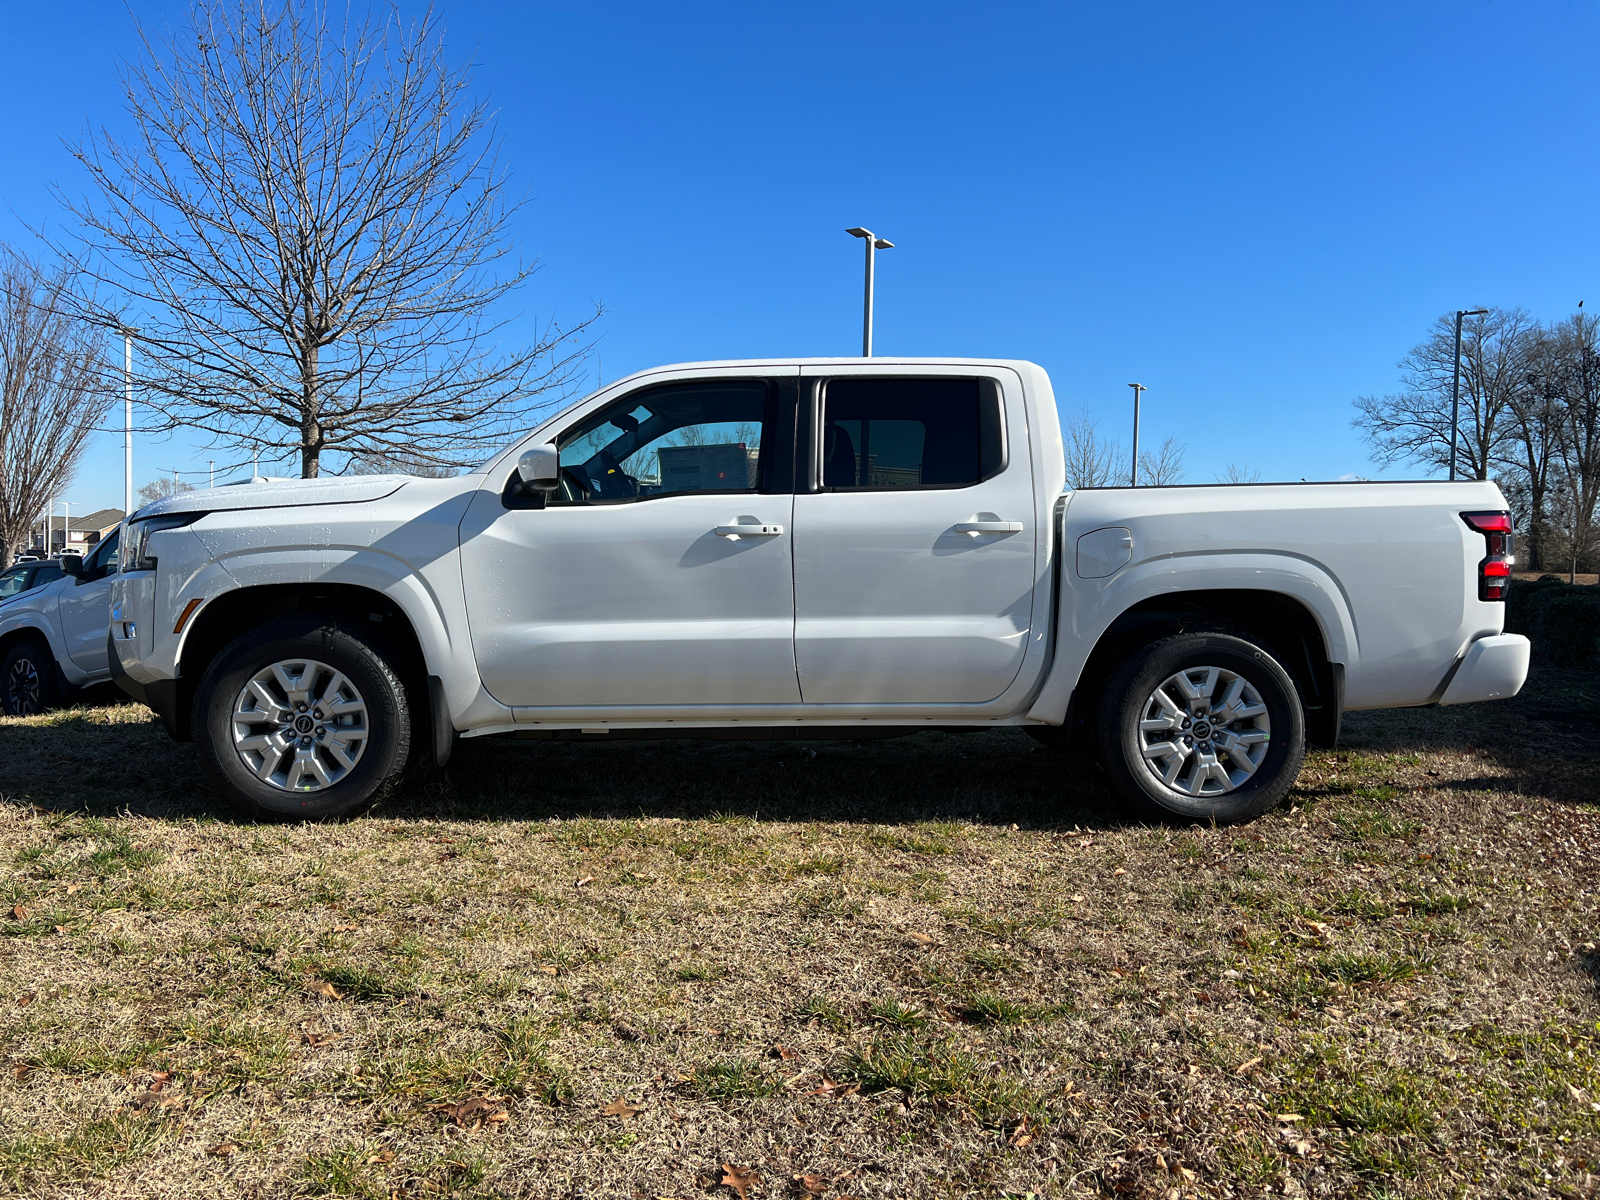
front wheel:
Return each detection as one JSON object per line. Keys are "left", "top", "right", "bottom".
{"left": 2, "top": 638, "right": 59, "bottom": 716}
{"left": 1096, "top": 632, "right": 1305, "bottom": 824}
{"left": 192, "top": 618, "right": 411, "bottom": 820}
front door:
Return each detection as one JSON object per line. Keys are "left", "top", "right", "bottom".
{"left": 792, "top": 372, "right": 1039, "bottom": 705}
{"left": 460, "top": 375, "right": 802, "bottom": 709}
{"left": 58, "top": 526, "right": 121, "bottom": 673}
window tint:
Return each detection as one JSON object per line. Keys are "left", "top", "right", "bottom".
{"left": 554, "top": 382, "right": 773, "bottom": 503}
{"left": 820, "top": 378, "right": 1004, "bottom": 490}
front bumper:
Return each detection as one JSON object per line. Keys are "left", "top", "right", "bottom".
{"left": 1439, "top": 634, "right": 1531, "bottom": 706}
{"left": 107, "top": 631, "right": 184, "bottom": 739}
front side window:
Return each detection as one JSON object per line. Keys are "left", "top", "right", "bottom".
{"left": 820, "top": 377, "right": 1004, "bottom": 490}
{"left": 554, "top": 381, "right": 772, "bottom": 504}
{"left": 83, "top": 528, "right": 120, "bottom": 578}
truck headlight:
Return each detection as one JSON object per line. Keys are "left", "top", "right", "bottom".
{"left": 123, "top": 512, "right": 206, "bottom": 573}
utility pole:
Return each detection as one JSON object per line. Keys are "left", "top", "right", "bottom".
{"left": 208, "top": 461, "right": 214, "bottom": 489}
{"left": 119, "top": 327, "right": 138, "bottom": 516}
{"left": 1128, "top": 383, "right": 1147, "bottom": 486}
{"left": 846, "top": 227, "right": 894, "bottom": 356}
{"left": 1449, "top": 308, "right": 1489, "bottom": 481}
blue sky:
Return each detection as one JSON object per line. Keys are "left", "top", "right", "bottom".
{"left": 3, "top": 1, "right": 1598, "bottom": 513}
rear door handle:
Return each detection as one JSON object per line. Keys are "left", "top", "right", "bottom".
{"left": 954, "top": 520, "right": 1024, "bottom": 534}
{"left": 715, "top": 521, "right": 784, "bottom": 539}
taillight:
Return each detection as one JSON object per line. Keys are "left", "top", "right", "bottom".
{"left": 1461, "top": 511, "right": 1515, "bottom": 601}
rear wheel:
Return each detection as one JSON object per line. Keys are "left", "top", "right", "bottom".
{"left": 1096, "top": 632, "right": 1305, "bottom": 824}
{"left": 2, "top": 639, "right": 59, "bottom": 716}
{"left": 192, "top": 618, "right": 411, "bottom": 820}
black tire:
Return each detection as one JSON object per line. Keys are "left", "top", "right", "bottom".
{"left": 192, "top": 617, "right": 411, "bottom": 820}
{"left": 1096, "top": 632, "right": 1305, "bottom": 824}
{"left": 2, "top": 638, "right": 59, "bottom": 716}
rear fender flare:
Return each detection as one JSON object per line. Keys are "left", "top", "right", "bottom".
{"left": 1026, "top": 552, "right": 1357, "bottom": 724}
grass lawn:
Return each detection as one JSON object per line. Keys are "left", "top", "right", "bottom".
{"left": 1, "top": 668, "right": 1597, "bottom": 1199}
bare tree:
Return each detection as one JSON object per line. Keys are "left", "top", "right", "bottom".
{"left": 1138, "top": 437, "right": 1185, "bottom": 486}
{"left": 1353, "top": 308, "right": 1535, "bottom": 481}
{"left": 137, "top": 477, "right": 197, "bottom": 505}
{"left": 0, "top": 248, "right": 112, "bottom": 569}
{"left": 1547, "top": 312, "right": 1600, "bottom": 580}
{"left": 1505, "top": 325, "right": 1569, "bottom": 571}
{"left": 1216, "top": 463, "right": 1262, "bottom": 484}
{"left": 1062, "top": 411, "right": 1123, "bottom": 488}
{"left": 60, "top": 0, "right": 597, "bottom": 478}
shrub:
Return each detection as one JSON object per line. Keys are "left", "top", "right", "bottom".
{"left": 1506, "top": 578, "right": 1600, "bottom": 667}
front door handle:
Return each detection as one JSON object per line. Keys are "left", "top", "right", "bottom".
{"left": 715, "top": 519, "right": 784, "bottom": 539}
{"left": 955, "top": 519, "right": 1024, "bottom": 535}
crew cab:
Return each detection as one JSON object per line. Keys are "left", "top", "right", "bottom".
{"left": 106, "top": 359, "right": 1530, "bottom": 822}
{"left": 1, "top": 529, "right": 122, "bottom": 715}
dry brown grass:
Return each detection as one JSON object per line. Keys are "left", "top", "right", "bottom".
{"left": 1, "top": 669, "right": 1597, "bottom": 1199}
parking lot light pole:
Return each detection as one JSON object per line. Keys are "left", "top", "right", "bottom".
{"left": 846, "top": 227, "right": 894, "bottom": 356}
{"left": 1450, "top": 308, "right": 1489, "bottom": 481}
{"left": 118, "top": 326, "right": 139, "bottom": 517}
{"left": 1128, "top": 383, "right": 1146, "bottom": 486}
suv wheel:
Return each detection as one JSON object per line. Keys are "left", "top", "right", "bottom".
{"left": 1096, "top": 632, "right": 1306, "bottom": 824}
{"left": 192, "top": 618, "right": 411, "bottom": 820}
{"left": 2, "top": 639, "right": 58, "bottom": 716}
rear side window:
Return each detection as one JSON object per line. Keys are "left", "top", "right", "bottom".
{"left": 0, "top": 569, "right": 26, "bottom": 598}
{"left": 820, "top": 378, "right": 1005, "bottom": 490}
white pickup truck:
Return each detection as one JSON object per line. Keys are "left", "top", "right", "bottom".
{"left": 1, "top": 532, "right": 123, "bottom": 714}
{"left": 106, "top": 358, "right": 1529, "bottom": 823}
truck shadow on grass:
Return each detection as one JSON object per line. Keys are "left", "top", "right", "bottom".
{"left": 1, "top": 663, "right": 1591, "bottom": 823}
{"left": 0, "top": 708, "right": 1134, "bottom": 830}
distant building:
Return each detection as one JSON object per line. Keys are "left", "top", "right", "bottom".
{"left": 29, "top": 507, "right": 124, "bottom": 556}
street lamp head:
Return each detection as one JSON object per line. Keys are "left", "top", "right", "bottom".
{"left": 1128, "top": 382, "right": 1145, "bottom": 390}
{"left": 873, "top": 239, "right": 893, "bottom": 249}
{"left": 118, "top": 325, "right": 141, "bottom": 336}
{"left": 846, "top": 227, "right": 873, "bottom": 239}
{"left": 1460, "top": 308, "right": 1489, "bottom": 317}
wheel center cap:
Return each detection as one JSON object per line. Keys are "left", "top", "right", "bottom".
{"left": 1191, "top": 719, "right": 1213, "bottom": 740}
{"left": 294, "top": 715, "right": 315, "bottom": 735}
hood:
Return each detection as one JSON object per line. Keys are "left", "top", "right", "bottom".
{"left": 134, "top": 475, "right": 410, "bottom": 520}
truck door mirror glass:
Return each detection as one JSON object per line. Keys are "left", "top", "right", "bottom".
{"left": 59, "top": 554, "right": 83, "bottom": 579}
{"left": 517, "top": 444, "right": 561, "bottom": 490}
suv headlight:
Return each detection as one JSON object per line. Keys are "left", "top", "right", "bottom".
{"left": 123, "top": 512, "right": 206, "bottom": 572}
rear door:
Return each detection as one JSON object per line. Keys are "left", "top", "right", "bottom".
{"left": 791, "top": 370, "right": 1039, "bottom": 705}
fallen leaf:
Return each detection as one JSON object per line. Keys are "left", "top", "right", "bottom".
{"left": 54, "top": 925, "right": 69, "bottom": 935}
{"left": 1007, "top": 1115, "right": 1033, "bottom": 1147}
{"left": 795, "top": 1173, "right": 828, "bottom": 1195}
{"left": 14, "top": 1065, "right": 31, "bottom": 1081}
{"left": 331, "top": 924, "right": 359, "bottom": 933}
{"left": 1236, "top": 1057, "right": 1263, "bottom": 1075}
{"left": 208, "top": 1142, "right": 236, "bottom": 1157}
{"left": 1112, "top": 867, "right": 1126, "bottom": 877}
{"left": 1276, "top": 1113, "right": 1304, "bottom": 1123}
{"left": 1568, "top": 1082, "right": 1590, "bottom": 1104}
{"left": 537, "top": 964, "right": 559, "bottom": 975}
{"left": 16, "top": 993, "right": 33, "bottom": 1008}
{"left": 10, "top": 905, "right": 26, "bottom": 921}
{"left": 575, "top": 875, "right": 596, "bottom": 888}
{"left": 1070, "top": 894, "right": 1086, "bottom": 903}
{"left": 65, "top": 883, "right": 81, "bottom": 895}
{"left": 1179, "top": 1166, "right": 1198, "bottom": 1182}
{"left": 366, "top": 1149, "right": 396, "bottom": 1164}
{"left": 720, "top": 1163, "right": 759, "bottom": 1199}
{"left": 304, "top": 1031, "right": 345, "bottom": 1047}
{"left": 602, "top": 1098, "right": 645, "bottom": 1120}
{"left": 306, "top": 981, "right": 342, "bottom": 1000}
{"left": 770, "top": 1043, "right": 797, "bottom": 1060}
{"left": 905, "top": 931, "right": 936, "bottom": 946}
{"left": 432, "top": 1096, "right": 506, "bottom": 1127}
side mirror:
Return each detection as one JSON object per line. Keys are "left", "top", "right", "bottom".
{"left": 59, "top": 555, "right": 83, "bottom": 579}
{"left": 517, "top": 443, "right": 561, "bottom": 490}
